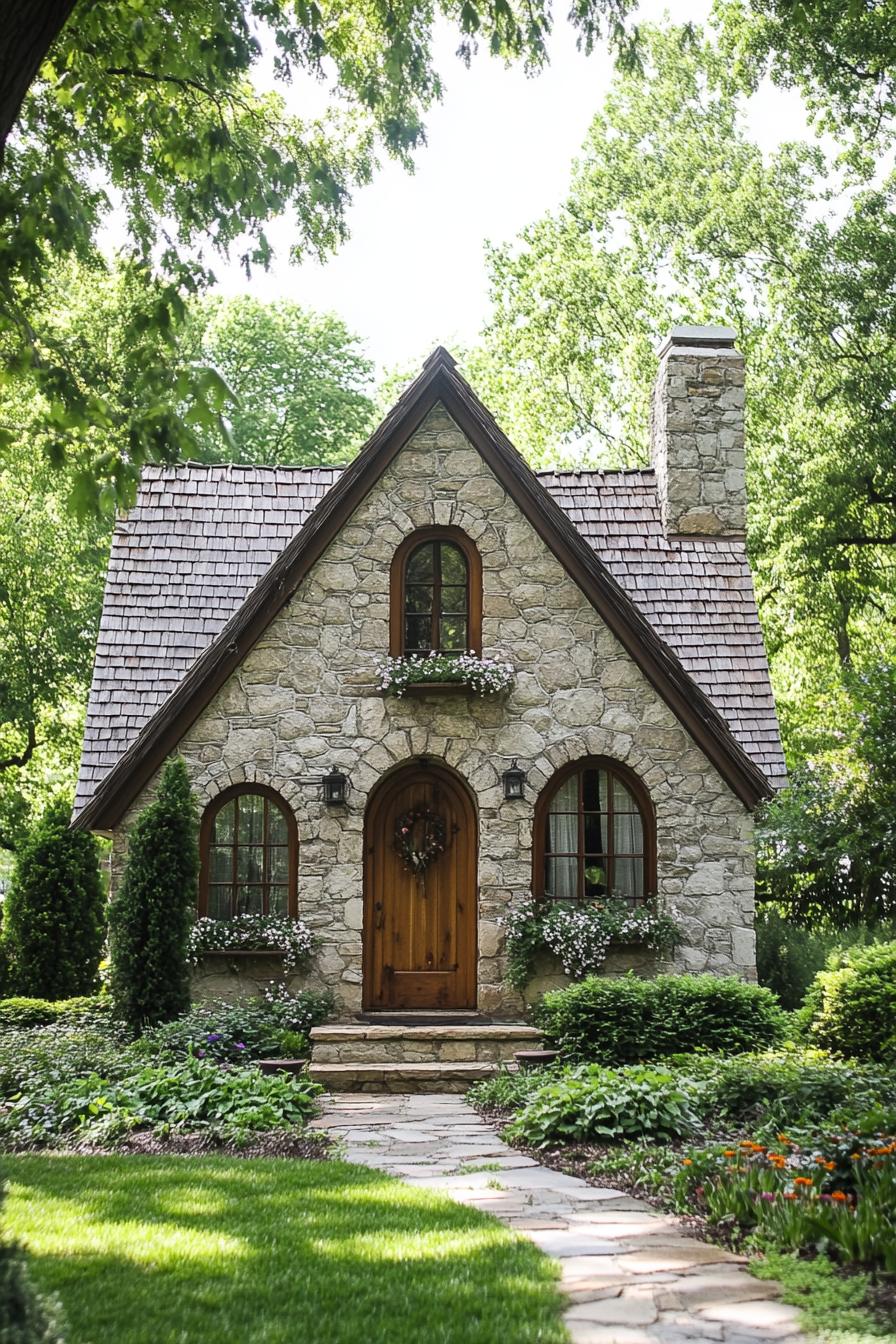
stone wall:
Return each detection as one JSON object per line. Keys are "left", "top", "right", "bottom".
{"left": 651, "top": 326, "right": 746, "bottom": 537}
{"left": 110, "top": 403, "right": 757, "bottom": 1019}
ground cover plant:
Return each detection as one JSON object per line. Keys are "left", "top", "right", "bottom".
{"left": 3, "top": 1156, "right": 567, "bottom": 1344}
{"left": 0, "top": 988, "right": 332, "bottom": 1152}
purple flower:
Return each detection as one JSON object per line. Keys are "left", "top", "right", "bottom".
{"left": 235, "top": 1042, "right": 246, "bottom": 1050}
{"left": 197, "top": 1049, "right": 206, "bottom": 1058}
{"left": 206, "top": 1032, "right": 222, "bottom": 1042}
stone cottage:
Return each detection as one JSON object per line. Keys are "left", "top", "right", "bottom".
{"left": 74, "top": 325, "right": 784, "bottom": 1083}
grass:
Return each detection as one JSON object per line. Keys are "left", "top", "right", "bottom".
{"left": 3, "top": 1155, "right": 567, "bottom": 1344}
{"left": 751, "top": 1251, "right": 892, "bottom": 1344}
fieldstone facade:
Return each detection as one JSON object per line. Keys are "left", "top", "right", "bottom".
{"left": 109, "top": 397, "right": 759, "bottom": 1020}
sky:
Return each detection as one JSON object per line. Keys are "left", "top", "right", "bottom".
{"left": 210, "top": 2, "right": 808, "bottom": 375}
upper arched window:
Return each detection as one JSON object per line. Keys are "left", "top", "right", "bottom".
{"left": 199, "top": 786, "right": 297, "bottom": 920}
{"left": 533, "top": 758, "right": 655, "bottom": 904}
{"left": 390, "top": 527, "right": 482, "bottom": 657}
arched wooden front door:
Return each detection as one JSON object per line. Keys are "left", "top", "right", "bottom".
{"left": 363, "top": 763, "right": 477, "bottom": 1010}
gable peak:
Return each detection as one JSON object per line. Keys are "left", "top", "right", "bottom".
{"left": 422, "top": 346, "right": 458, "bottom": 371}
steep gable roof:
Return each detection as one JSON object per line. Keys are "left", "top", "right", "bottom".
{"left": 74, "top": 349, "right": 778, "bottom": 830}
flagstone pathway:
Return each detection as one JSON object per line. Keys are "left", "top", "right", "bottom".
{"left": 313, "top": 1093, "right": 805, "bottom": 1344}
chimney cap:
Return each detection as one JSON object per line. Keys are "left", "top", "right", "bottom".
{"left": 659, "top": 324, "right": 738, "bottom": 357}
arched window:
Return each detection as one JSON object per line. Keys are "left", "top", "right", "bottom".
{"left": 199, "top": 786, "right": 298, "bottom": 920}
{"left": 533, "top": 758, "right": 655, "bottom": 904}
{"left": 390, "top": 527, "right": 482, "bottom": 657}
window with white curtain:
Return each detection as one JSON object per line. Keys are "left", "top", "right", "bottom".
{"left": 538, "top": 761, "right": 650, "bottom": 904}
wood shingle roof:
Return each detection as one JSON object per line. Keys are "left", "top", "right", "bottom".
{"left": 74, "top": 352, "right": 784, "bottom": 826}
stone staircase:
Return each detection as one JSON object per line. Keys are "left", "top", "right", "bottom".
{"left": 308, "top": 1016, "right": 542, "bottom": 1092}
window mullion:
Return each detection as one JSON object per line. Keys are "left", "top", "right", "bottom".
{"left": 578, "top": 770, "right": 585, "bottom": 901}
{"left": 231, "top": 797, "right": 239, "bottom": 920}
{"left": 432, "top": 541, "right": 441, "bottom": 652}
{"left": 262, "top": 798, "right": 269, "bottom": 915}
{"left": 608, "top": 770, "right": 615, "bottom": 902}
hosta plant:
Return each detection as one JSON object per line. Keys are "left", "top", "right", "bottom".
{"left": 505, "top": 1063, "right": 704, "bottom": 1148}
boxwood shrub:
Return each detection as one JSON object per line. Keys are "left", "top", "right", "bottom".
{"left": 805, "top": 941, "right": 896, "bottom": 1062}
{"left": 0, "top": 997, "right": 110, "bottom": 1030}
{"left": 532, "top": 972, "right": 787, "bottom": 1062}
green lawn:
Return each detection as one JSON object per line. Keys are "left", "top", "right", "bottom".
{"left": 4, "top": 1156, "right": 568, "bottom": 1344}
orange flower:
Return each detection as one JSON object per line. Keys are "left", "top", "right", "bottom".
{"left": 793, "top": 1177, "right": 814, "bottom": 1187}
{"left": 783, "top": 1192, "right": 798, "bottom": 1200}
{"left": 777, "top": 1133, "right": 791, "bottom": 1145}
{"left": 831, "top": 1190, "right": 848, "bottom": 1202}
{"left": 681, "top": 1158, "right": 693, "bottom": 1166}
{"left": 723, "top": 1149, "right": 736, "bottom": 1157}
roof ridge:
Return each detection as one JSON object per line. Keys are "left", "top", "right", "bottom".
{"left": 140, "top": 461, "right": 347, "bottom": 476}
{"left": 535, "top": 467, "right": 655, "bottom": 478}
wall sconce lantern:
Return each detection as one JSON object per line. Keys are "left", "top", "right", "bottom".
{"left": 322, "top": 767, "right": 349, "bottom": 806}
{"left": 502, "top": 759, "right": 526, "bottom": 801}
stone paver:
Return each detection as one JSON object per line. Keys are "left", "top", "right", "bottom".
{"left": 313, "top": 1094, "right": 805, "bottom": 1344}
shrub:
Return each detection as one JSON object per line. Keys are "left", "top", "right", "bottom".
{"left": 137, "top": 989, "right": 334, "bottom": 1064}
{"left": 756, "top": 909, "right": 896, "bottom": 1010}
{"left": 0, "top": 1054, "right": 322, "bottom": 1150}
{"left": 0, "top": 997, "right": 109, "bottom": 1030}
{"left": 0, "top": 1187, "right": 64, "bottom": 1343}
{"left": 805, "top": 941, "right": 896, "bottom": 1062}
{"left": 533, "top": 972, "right": 787, "bottom": 1063}
{"left": 679, "top": 1050, "right": 896, "bottom": 1129}
{"left": 1, "top": 800, "right": 105, "bottom": 1000}
{"left": 108, "top": 757, "right": 198, "bottom": 1031}
{"left": 505, "top": 1063, "right": 704, "bottom": 1148}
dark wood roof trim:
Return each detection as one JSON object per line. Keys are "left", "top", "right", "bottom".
{"left": 74, "top": 348, "right": 770, "bottom": 831}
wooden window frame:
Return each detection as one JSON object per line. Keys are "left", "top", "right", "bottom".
{"left": 389, "top": 526, "right": 483, "bottom": 657}
{"left": 198, "top": 784, "right": 298, "bottom": 920}
{"left": 532, "top": 756, "right": 656, "bottom": 904}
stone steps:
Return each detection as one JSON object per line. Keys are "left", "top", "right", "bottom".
{"left": 307, "top": 1061, "right": 501, "bottom": 1093}
{"left": 310, "top": 1023, "right": 541, "bottom": 1065}
{"left": 309, "top": 1021, "right": 542, "bottom": 1092}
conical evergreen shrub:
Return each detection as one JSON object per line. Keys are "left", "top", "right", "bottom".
{"left": 0, "top": 1188, "right": 64, "bottom": 1344}
{"left": 108, "top": 756, "right": 198, "bottom": 1030}
{"left": 1, "top": 799, "right": 105, "bottom": 1000}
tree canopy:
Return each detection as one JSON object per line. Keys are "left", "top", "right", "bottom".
{"left": 185, "top": 296, "right": 375, "bottom": 465}
{"left": 469, "top": 25, "right": 896, "bottom": 761}
{"left": 0, "top": 0, "right": 636, "bottom": 508}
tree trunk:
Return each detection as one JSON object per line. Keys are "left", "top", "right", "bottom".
{"left": 0, "top": 0, "right": 80, "bottom": 161}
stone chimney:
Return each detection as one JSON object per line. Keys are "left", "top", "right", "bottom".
{"left": 650, "top": 324, "right": 746, "bottom": 536}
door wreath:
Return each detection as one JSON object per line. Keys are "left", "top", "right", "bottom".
{"left": 394, "top": 806, "right": 448, "bottom": 875}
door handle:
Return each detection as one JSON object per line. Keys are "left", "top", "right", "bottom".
{"left": 374, "top": 900, "right": 385, "bottom": 930}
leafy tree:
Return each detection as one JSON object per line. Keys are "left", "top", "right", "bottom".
{"left": 1, "top": 797, "right": 105, "bottom": 998}
{"left": 0, "top": 423, "right": 107, "bottom": 850}
{"left": 108, "top": 757, "right": 199, "bottom": 1030}
{"left": 186, "top": 296, "right": 375, "bottom": 465}
{"left": 468, "top": 25, "right": 896, "bottom": 763}
{"left": 757, "top": 666, "right": 896, "bottom": 927}
{"left": 716, "top": 0, "right": 896, "bottom": 149}
{"left": 0, "top": 0, "right": 636, "bottom": 507}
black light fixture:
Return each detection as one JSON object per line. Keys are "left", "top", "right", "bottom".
{"left": 322, "top": 767, "right": 349, "bottom": 806}
{"left": 502, "top": 759, "right": 526, "bottom": 801}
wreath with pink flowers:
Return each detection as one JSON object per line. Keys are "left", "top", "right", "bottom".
{"left": 394, "top": 807, "right": 448, "bottom": 875}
